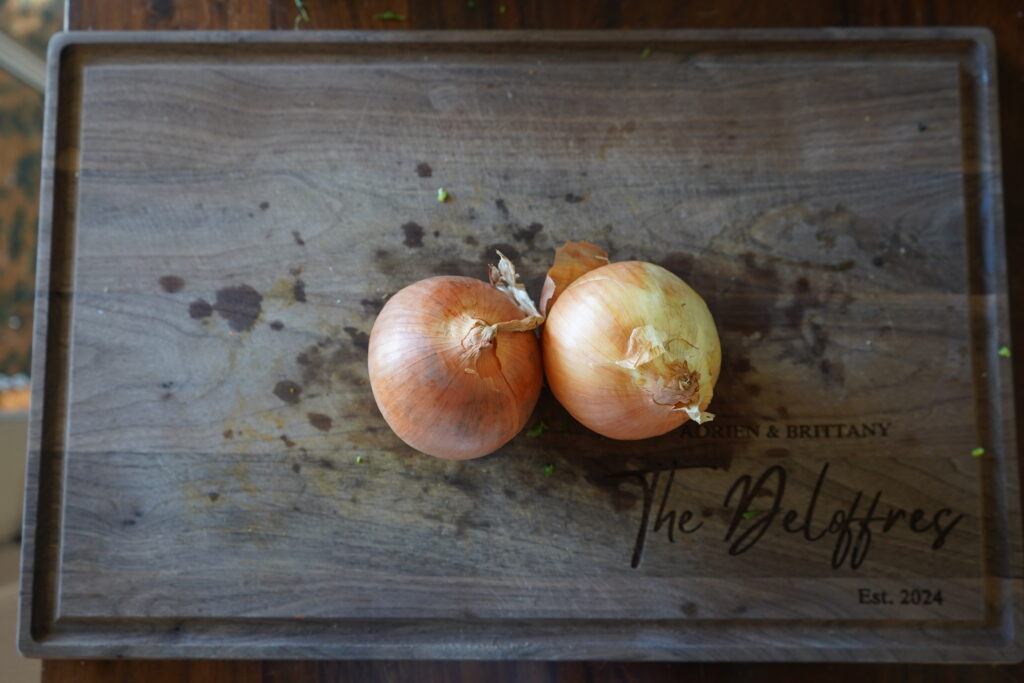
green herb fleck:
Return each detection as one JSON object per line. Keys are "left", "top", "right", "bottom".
{"left": 998, "top": 346, "right": 1011, "bottom": 358}
{"left": 354, "top": 455, "right": 364, "bottom": 463}
{"left": 467, "top": 0, "right": 477, "bottom": 6}
{"left": 542, "top": 463, "right": 554, "bottom": 476}
{"left": 641, "top": 47, "right": 651, "bottom": 59}
{"left": 526, "top": 420, "right": 548, "bottom": 437}
{"left": 293, "top": 0, "right": 310, "bottom": 29}
{"left": 741, "top": 510, "right": 762, "bottom": 520}
{"left": 917, "top": 122, "right": 928, "bottom": 132}
{"left": 373, "top": 11, "right": 406, "bottom": 21}
{"left": 437, "top": 187, "right": 449, "bottom": 202}
{"left": 499, "top": 4, "right": 507, "bottom": 13}
{"left": 971, "top": 447, "right": 985, "bottom": 458}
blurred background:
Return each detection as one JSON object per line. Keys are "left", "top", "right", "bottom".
{"left": 1, "top": 0, "right": 61, "bottom": 679}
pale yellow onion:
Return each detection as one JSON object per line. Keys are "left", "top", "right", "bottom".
{"left": 543, "top": 261, "right": 720, "bottom": 440}
{"left": 368, "top": 276, "right": 542, "bottom": 460}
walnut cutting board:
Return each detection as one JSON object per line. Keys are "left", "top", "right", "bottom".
{"left": 19, "top": 30, "right": 1022, "bottom": 661}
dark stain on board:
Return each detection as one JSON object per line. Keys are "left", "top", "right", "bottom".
{"left": 463, "top": 235, "right": 479, "bottom": 246}
{"left": 415, "top": 162, "right": 433, "bottom": 178}
{"left": 189, "top": 299, "right": 213, "bottom": 319}
{"left": 512, "top": 222, "right": 543, "bottom": 247}
{"left": 158, "top": 275, "right": 185, "bottom": 293}
{"left": 213, "top": 284, "right": 263, "bottom": 331}
{"left": 360, "top": 297, "right": 386, "bottom": 314}
{"left": 223, "top": 429, "right": 234, "bottom": 439}
{"left": 402, "top": 221, "right": 425, "bottom": 248}
{"left": 273, "top": 380, "right": 302, "bottom": 405}
{"left": 495, "top": 198, "right": 509, "bottom": 218}
{"left": 565, "top": 193, "right": 585, "bottom": 203}
{"left": 293, "top": 279, "right": 307, "bottom": 303}
{"left": 281, "top": 435, "right": 296, "bottom": 448}
{"left": 207, "top": 492, "right": 220, "bottom": 502}
{"left": 343, "top": 327, "right": 370, "bottom": 352}
{"left": 296, "top": 341, "right": 365, "bottom": 389}
{"left": 259, "top": 201, "right": 270, "bottom": 211}
{"left": 308, "top": 412, "right": 333, "bottom": 432}
{"left": 292, "top": 230, "right": 306, "bottom": 246}
{"left": 270, "top": 320, "right": 284, "bottom": 331}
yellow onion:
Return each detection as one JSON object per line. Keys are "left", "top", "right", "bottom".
{"left": 368, "top": 259, "right": 543, "bottom": 460}
{"left": 543, "top": 254, "right": 720, "bottom": 440}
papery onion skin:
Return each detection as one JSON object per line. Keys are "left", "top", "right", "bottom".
{"left": 368, "top": 276, "right": 543, "bottom": 460}
{"left": 542, "top": 261, "right": 721, "bottom": 440}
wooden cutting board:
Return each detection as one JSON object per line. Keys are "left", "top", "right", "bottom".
{"left": 19, "top": 29, "right": 1021, "bottom": 661}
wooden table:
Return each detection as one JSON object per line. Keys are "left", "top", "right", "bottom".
{"left": 43, "top": 1, "right": 1024, "bottom": 681}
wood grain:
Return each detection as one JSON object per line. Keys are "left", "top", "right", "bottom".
{"left": 19, "top": 29, "right": 1018, "bottom": 664}
{"left": 33, "top": 0, "right": 1024, "bottom": 679}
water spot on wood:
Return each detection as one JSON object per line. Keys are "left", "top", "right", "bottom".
{"left": 223, "top": 429, "right": 234, "bottom": 439}
{"left": 158, "top": 275, "right": 185, "bottom": 293}
{"left": 259, "top": 201, "right": 270, "bottom": 211}
{"left": 401, "top": 221, "right": 425, "bottom": 248}
{"left": 207, "top": 492, "right": 220, "bottom": 502}
{"left": 308, "top": 413, "right": 333, "bottom": 431}
{"left": 819, "top": 358, "right": 846, "bottom": 386}
{"left": 360, "top": 297, "right": 385, "bottom": 314}
{"left": 292, "top": 279, "right": 307, "bottom": 303}
{"left": 343, "top": 326, "right": 370, "bottom": 351}
{"left": 213, "top": 284, "right": 263, "bottom": 331}
{"left": 270, "top": 320, "right": 284, "bottom": 331}
{"left": 565, "top": 193, "right": 585, "bottom": 203}
{"left": 416, "top": 162, "right": 433, "bottom": 178}
{"left": 495, "top": 198, "right": 509, "bottom": 218}
{"left": 512, "top": 222, "right": 543, "bottom": 247}
{"left": 463, "top": 235, "right": 478, "bottom": 246}
{"left": 292, "top": 230, "right": 306, "bottom": 246}
{"left": 273, "top": 380, "right": 302, "bottom": 405}
{"left": 291, "top": 461, "right": 301, "bottom": 472}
